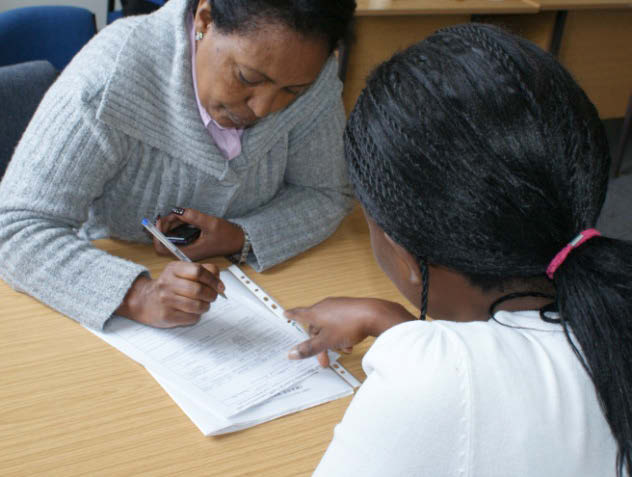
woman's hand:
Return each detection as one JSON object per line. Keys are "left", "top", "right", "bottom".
{"left": 116, "top": 262, "right": 225, "bottom": 328}
{"left": 153, "top": 208, "right": 244, "bottom": 261}
{"left": 286, "top": 298, "right": 415, "bottom": 367}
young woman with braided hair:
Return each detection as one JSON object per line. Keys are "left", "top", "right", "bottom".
{"left": 286, "top": 23, "right": 632, "bottom": 476}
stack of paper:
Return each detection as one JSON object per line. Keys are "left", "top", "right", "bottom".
{"left": 89, "top": 266, "right": 359, "bottom": 435}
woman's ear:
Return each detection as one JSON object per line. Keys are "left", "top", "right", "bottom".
{"left": 384, "top": 232, "right": 422, "bottom": 286}
{"left": 194, "top": 0, "right": 212, "bottom": 33}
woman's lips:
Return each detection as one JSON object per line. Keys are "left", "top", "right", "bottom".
{"left": 222, "top": 108, "right": 256, "bottom": 128}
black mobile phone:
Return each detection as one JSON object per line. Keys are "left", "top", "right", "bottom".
{"left": 165, "top": 224, "right": 201, "bottom": 245}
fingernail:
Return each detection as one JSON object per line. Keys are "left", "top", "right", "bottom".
{"left": 171, "top": 207, "right": 185, "bottom": 216}
{"left": 218, "top": 281, "right": 225, "bottom": 292}
{"left": 288, "top": 349, "right": 300, "bottom": 360}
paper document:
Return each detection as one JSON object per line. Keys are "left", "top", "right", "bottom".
{"left": 88, "top": 265, "right": 359, "bottom": 432}
{"left": 150, "top": 364, "right": 355, "bottom": 435}
{"left": 97, "top": 293, "right": 320, "bottom": 416}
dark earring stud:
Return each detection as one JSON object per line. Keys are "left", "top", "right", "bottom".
{"left": 171, "top": 207, "right": 185, "bottom": 216}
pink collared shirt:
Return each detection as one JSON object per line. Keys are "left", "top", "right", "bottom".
{"left": 189, "top": 16, "right": 243, "bottom": 160}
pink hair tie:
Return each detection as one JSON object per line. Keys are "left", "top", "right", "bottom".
{"left": 546, "top": 228, "right": 601, "bottom": 279}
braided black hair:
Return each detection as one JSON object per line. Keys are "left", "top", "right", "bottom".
{"left": 192, "top": 0, "right": 356, "bottom": 53}
{"left": 344, "top": 23, "right": 632, "bottom": 475}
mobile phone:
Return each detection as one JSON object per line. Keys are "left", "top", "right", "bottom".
{"left": 165, "top": 224, "right": 201, "bottom": 245}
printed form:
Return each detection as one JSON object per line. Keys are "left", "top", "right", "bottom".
{"left": 97, "top": 296, "right": 321, "bottom": 417}
{"left": 150, "top": 365, "right": 354, "bottom": 435}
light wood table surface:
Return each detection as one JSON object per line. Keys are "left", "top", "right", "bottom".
{"left": 0, "top": 204, "right": 414, "bottom": 477}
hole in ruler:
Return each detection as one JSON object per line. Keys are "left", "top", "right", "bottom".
{"left": 241, "top": 276, "right": 245, "bottom": 279}
{"left": 255, "top": 288, "right": 259, "bottom": 292}
{"left": 340, "top": 370, "right": 345, "bottom": 374}
{"left": 333, "top": 364, "right": 339, "bottom": 369}
{"left": 287, "top": 320, "right": 291, "bottom": 323}
{"left": 246, "top": 280, "right": 250, "bottom": 284}
{"left": 263, "top": 297, "right": 269, "bottom": 301}
{"left": 271, "top": 304, "right": 277, "bottom": 309}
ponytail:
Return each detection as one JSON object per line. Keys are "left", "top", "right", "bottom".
{"left": 555, "top": 237, "right": 632, "bottom": 475}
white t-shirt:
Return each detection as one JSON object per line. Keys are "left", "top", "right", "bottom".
{"left": 314, "top": 310, "right": 618, "bottom": 476}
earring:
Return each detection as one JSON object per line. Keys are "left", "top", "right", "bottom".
{"left": 195, "top": 31, "right": 203, "bottom": 41}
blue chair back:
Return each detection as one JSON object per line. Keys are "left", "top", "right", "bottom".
{"left": 0, "top": 6, "right": 96, "bottom": 71}
{"left": 0, "top": 60, "right": 58, "bottom": 179}
{"left": 107, "top": 9, "right": 123, "bottom": 24}
{"left": 108, "top": 0, "right": 166, "bottom": 24}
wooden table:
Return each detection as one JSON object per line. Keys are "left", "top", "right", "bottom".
{"left": 0, "top": 204, "right": 414, "bottom": 476}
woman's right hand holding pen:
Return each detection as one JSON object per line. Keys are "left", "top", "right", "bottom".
{"left": 116, "top": 262, "right": 225, "bottom": 328}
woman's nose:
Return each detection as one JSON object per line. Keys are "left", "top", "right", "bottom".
{"left": 247, "top": 88, "right": 289, "bottom": 118}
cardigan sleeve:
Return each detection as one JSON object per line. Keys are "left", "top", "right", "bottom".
{"left": 313, "top": 321, "right": 472, "bottom": 477}
{"left": 0, "top": 80, "right": 148, "bottom": 330}
{"left": 230, "top": 92, "right": 354, "bottom": 271}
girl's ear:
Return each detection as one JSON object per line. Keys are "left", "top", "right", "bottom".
{"left": 384, "top": 232, "right": 422, "bottom": 286}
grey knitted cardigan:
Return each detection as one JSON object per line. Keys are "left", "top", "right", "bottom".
{"left": 0, "top": 0, "right": 352, "bottom": 330}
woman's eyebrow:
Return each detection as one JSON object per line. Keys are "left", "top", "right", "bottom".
{"left": 241, "top": 65, "right": 314, "bottom": 88}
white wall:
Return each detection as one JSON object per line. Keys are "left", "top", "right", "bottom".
{"left": 0, "top": 0, "right": 123, "bottom": 30}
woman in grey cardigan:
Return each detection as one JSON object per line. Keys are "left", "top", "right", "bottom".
{"left": 0, "top": 0, "right": 355, "bottom": 330}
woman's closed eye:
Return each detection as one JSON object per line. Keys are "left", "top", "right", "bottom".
{"left": 238, "top": 69, "right": 306, "bottom": 96}
{"left": 238, "top": 70, "right": 262, "bottom": 86}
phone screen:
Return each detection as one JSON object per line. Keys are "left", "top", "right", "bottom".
{"left": 166, "top": 224, "right": 200, "bottom": 245}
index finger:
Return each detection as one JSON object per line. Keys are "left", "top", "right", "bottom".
{"left": 200, "top": 263, "right": 226, "bottom": 296}
{"left": 288, "top": 335, "right": 329, "bottom": 362}
{"left": 173, "top": 262, "right": 226, "bottom": 296}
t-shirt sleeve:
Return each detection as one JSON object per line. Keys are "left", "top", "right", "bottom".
{"left": 314, "top": 321, "right": 472, "bottom": 477}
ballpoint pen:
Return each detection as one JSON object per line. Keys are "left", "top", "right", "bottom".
{"left": 141, "top": 218, "right": 227, "bottom": 299}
